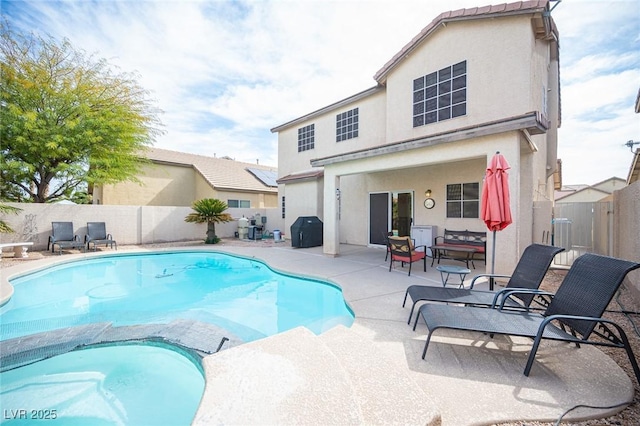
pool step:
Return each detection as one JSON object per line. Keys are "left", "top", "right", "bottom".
{"left": 318, "top": 326, "right": 441, "bottom": 425}
{"left": 193, "top": 326, "right": 440, "bottom": 425}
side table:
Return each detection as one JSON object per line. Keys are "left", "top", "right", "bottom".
{"left": 436, "top": 265, "right": 471, "bottom": 288}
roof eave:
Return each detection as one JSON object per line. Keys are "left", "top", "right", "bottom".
{"left": 276, "top": 170, "right": 324, "bottom": 184}
{"left": 271, "top": 85, "right": 383, "bottom": 133}
{"left": 310, "top": 111, "right": 548, "bottom": 167}
{"left": 215, "top": 186, "right": 278, "bottom": 194}
{"left": 374, "top": 1, "right": 552, "bottom": 83}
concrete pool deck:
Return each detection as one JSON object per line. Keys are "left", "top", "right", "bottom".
{"left": 0, "top": 242, "right": 635, "bottom": 425}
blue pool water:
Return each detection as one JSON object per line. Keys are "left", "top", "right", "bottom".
{"left": 0, "top": 344, "right": 204, "bottom": 425}
{"left": 0, "top": 251, "right": 354, "bottom": 425}
{"left": 0, "top": 251, "right": 354, "bottom": 342}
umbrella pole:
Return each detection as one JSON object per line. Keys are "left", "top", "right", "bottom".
{"left": 490, "top": 230, "right": 496, "bottom": 290}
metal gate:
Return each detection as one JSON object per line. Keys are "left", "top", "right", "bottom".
{"left": 553, "top": 201, "right": 613, "bottom": 266}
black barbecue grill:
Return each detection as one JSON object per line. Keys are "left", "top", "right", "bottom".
{"left": 290, "top": 216, "right": 323, "bottom": 248}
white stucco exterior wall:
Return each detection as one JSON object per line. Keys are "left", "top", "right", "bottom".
{"left": 384, "top": 16, "right": 540, "bottom": 143}
{"left": 272, "top": 5, "right": 559, "bottom": 275}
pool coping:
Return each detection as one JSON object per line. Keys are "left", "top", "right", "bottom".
{"left": 0, "top": 319, "right": 241, "bottom": 373}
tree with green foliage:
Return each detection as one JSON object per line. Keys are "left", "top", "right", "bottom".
{"left": 185, "top": 199, "right": 233, "bottom": 244}
{"left": 0, "top": 203, "right": 21, "bottom": 233}
{"left": 0, "top": 21, "right": 162, "bottom": 203}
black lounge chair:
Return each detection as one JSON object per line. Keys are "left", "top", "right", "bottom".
{"left": 48, "top": 222, "right": 85, "bottom": 254}
{"left": 415, "top": 253, "right": 640, "bottom": 384}
{"left": 85, "top": 222, "right": 117, "bottom": 251}
{"left": 403, "top": 244, "right": 565, "bottom": 325}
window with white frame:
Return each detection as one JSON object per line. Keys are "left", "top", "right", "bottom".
{"left": 227, "top": 199, "right": 250, "bottom": 208}
{"left": 413, "top": 60, "right": 467, "bottom": 127}
{"left": 336, "top": 108, "right": 359, "bottom": 142}
{"left": 298, "top": 124, "right": 315, "bottom": 152}
{"left": 446, "top": 182, "right": 479, "bottom": 218}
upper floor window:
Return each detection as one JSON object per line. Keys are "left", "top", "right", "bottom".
{"left": 336, "top": 108, "right": 359, "bottom": 142}
{"left": 298, "top": 124, "right": 315, "bottom": 152}
{"left": 446, "top": 182, "right": 479, "bottom": 218}
{"left": 227, "top": 199, "right": 250, "bottom": 208}
{"left": 413, "top": 60, "right": 467, "bottom": 127}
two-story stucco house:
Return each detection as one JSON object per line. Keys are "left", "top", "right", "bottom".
{"left": 271, "top": 0, "right": 560, "bottom": 273}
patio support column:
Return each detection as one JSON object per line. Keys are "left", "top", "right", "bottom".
{"left": 323, "top": 173, "right": 340, "bottom": 256}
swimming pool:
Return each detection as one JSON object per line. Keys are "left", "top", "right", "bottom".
{"left": 1, "top": 343, "right": 205, "bottom": 425}
{"left": 0, "top": 251, "right": 354, "bottom": 342}
{"left": 0, "top": 250, "right": 354, "bottom": 425}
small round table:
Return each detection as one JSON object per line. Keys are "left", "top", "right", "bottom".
{"left": 436, "top": 265, "right": 471, "bottom": 288}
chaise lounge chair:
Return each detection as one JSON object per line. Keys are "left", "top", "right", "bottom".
{"left": 85, "top": 222, "right": 117, "bottom": 251}
{"left": 48, "top": 222, "right": 86, "bottom": 254}
{"left": 403, "top": 244, "right": 565, "bottom": 325}
{"left": 415, "top": 253, "right": 640, "bottom": 384}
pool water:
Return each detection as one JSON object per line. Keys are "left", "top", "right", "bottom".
{"left": 0, "top": 251, "right": 354, "bottom": 425}
{"left": 0, "top": 344, "right": 204, "bottom": 425}
{"left": 0, "top": 251, "right": 354, "bottom": 342}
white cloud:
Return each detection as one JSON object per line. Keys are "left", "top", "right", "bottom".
{"left": 4, "top": 0, "right": 639, "bottom": 183}
{"left": 562, "top": 69, "right": 640, "bottom": 119}
{"left": 562, "top": 52, "right": 638, "bottom": 82}
{"left": 552, "top": 0, "right": 639, "bottom": 183}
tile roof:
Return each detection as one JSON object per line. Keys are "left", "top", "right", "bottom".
{"left": 555, "top": 186, "right": 610, "bottom": 202}
{"left": 277, "top": 169, "right": 324, "bottom": 184}
{"left": 374, "top": 0, "right": 553, "bottom": 82}
{"left": 143, "top": 147, "right": 277, "bottom": 193}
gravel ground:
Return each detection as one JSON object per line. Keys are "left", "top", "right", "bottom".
{"left": 3, "top": 242, "right": 639, "bottom": 425}
{"left": 495, "top": 268, "right": 640, "bottom": 426}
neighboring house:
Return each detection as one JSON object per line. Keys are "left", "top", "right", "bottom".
{"left": 271, "top": 0, "right": 560, "bottom": 273}
{"left": 555, "top": 177, "right": 627, "bottom": 203}
{"left": 95, "top": 148, "right": 278, "bottom": 208}
{"left": 553, "top": 183, "right": 589, "bottom": 201}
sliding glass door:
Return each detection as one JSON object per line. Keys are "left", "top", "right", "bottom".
{"left": 369, "top": 193, "right": 389, "bottom": 245}
{"left": 369, "top": 191, "right": 413, "bottom": 245}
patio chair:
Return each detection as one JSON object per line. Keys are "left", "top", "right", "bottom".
{"left": 48, "top": 222, "right": 85, "bottom": 254}
{"left": 384, "top": 232, "right": 416, "bottom": 262}
{"left": 85, "top": 222, "right": 118, "bottom": 251}
{"left": 383, "top": 231, "right": 393, "bottom": 261}
{"left": 403, "top": 244, "right": 565, "bottom": 325}
{"left": 415, "top": 253, "right": 640, "bottom": 384}
{"left": 388, "top": 236, "right": 427, "bottom": 276}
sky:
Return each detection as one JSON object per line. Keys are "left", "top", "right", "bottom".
{"left": 2, "top": 0, "right": 639, "bottom": 185}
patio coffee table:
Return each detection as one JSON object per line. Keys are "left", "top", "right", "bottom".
{"left": 429, "top": 245, "right": 478, "bottom": 268}
{"left": 436, "top": 265, "right": 471, "bottom": 288}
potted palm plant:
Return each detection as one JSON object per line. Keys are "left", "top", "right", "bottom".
{"left": 184, "top": 198, "right": 233, "bottom": 244}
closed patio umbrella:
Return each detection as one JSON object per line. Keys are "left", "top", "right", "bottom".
{"left": 481, "top": 151, "right": 512, "bottom": 277}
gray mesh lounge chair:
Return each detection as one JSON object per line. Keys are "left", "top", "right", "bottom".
{"left": 47, "top": 222, "right": 85, "bottom": 254}
{"left": 403, "top": 244, "right": 565, "bottom": 325}
{"left": 415, "top": 253, "right": 640, "bottom": 384}
{"left": 85, "top": 222, "right": 117, "bottom": 251}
